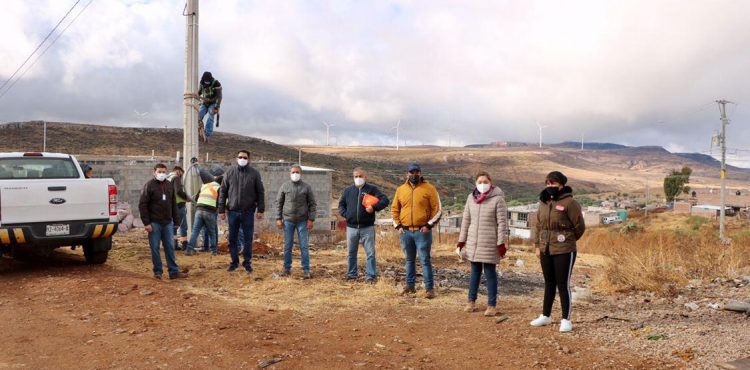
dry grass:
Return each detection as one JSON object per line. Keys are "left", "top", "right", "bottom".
{"left": 578, "top": 214, "right": 750, "bottom": 295}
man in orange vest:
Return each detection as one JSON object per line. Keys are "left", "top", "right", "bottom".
{"left": 185, "top": 170, "right": 220, "bottom": 256}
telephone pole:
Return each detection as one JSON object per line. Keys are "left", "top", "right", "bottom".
{"left": 716, "top": 99, "right": 731, "bottom": 241}
{"left": 183, "top": 0, "right": 200, "bottom": 235}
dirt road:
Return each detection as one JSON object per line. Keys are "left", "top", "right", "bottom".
{"left": 0, "top": 232, "right": 743, "bottom": 369}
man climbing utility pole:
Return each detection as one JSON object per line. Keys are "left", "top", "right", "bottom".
{"left": 183, "top": 0, "right": 200, "bottom": 236}
{"left": 198, "top": 71, "right": 222, "bottom": 142}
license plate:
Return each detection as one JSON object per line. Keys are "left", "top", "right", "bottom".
{"left": 46, "top": 224, "right": 70, "bottom": 236}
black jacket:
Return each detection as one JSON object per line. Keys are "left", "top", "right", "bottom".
{"left": 172, "top": 175, "right": 190, "bottom": 206}
{"left": 139, "top": 178, "right": 179, "bottom": 226}
{"left": 218, "top": 164, "right": 265, "bottom": 213}
{"left": 338, "top": 183, "right": 389, "bottom": 228}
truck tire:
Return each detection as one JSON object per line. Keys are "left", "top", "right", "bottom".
{"left": 83, "top": 237, "right": 111, "bottom": 264}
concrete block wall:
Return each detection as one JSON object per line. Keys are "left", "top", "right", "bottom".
{"left": 80, "top": 159, "right": 334, "bottom": 232}
{"left": 255, "top": 161, "right": 333, "bottom": 231}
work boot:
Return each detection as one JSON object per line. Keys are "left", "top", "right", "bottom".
{"left": 464, "top": 301, "right": 477, "bottom": 313}
{"left": 169, "top": 272, "right": 189, "bottom": 280}
{"left": 280, "top": 270, "right": 291, "bottom": 277}
{"left": 303, "top": 272, "right": 312, "bottom": 280}
{"left": 484, "top": 306, "right": 497, "bottom": 317}
{"left": 400, "top": 286, "right": 416, "bottom": 295}
{"left": 153, "top": 274, "right": 162, "bottom": 280}
{"left": 425, "top": 289, "right": 437, "bottom": 299}
{"left": 227, "top": 265, "right": 238, "bottom": 272}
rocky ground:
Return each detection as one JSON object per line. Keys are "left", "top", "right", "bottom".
{"left": 0, "top": 230, "right": 748, "bottom": 369}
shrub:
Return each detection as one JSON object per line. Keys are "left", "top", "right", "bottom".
{"left": 685, "top": 216, "right": 709, "bottom": 230}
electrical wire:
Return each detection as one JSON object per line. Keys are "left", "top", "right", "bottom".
{"left": 0, "top": 0, "right": 81, "bottom": 95}
{"left": 0, "top": 0, "right": 94, "bottom": 101}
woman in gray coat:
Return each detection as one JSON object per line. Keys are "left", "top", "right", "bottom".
{"left": 456, "top": 171, "right": 508, "bottom": 316}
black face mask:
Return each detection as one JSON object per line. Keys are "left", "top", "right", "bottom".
{"left": 409, "top": 174, "right": 420, "bottom": 184}
{"left": 545, "top": 186, "right": 560, "bottom": 199}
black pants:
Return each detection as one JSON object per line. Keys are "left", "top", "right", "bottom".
{"left": 540, "top": 251, "right": 577, "bottom": 320}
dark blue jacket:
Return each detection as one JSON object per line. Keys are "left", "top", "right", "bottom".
{"left": 338, "top": 183, "right": 390, "bottom": 228}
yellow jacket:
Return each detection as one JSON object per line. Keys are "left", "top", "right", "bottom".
{"left": 392, "top": 179, "right": 442, "bottom": 229}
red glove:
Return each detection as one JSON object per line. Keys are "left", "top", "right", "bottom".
{"left": 456, "top": 242, "right": 466, "bottom": 249}
{"left": 497, "top": 244, "right": 507, "bottom": 258}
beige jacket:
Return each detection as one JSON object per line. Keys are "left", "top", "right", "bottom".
{"left": 458, "top": 186, "right": 508, "bottom": 264}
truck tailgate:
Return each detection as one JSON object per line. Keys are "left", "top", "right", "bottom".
{"left": 1, "top": 179, "right": 111, "bottom": 224}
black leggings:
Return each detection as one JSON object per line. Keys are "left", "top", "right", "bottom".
{"left": 540, "top": 251, "right": 577, "bottom": 320}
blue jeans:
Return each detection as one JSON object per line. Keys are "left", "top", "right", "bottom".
{"left": 227, "top": 210, "right": 254, "bottom": 268}
{"left": 201, "top": 213, "right": 218, "bottom": 250}
{"left": 346, "top": 226, "right": 377, "bottom": 280}
{"left": 283, "top": 220, "right": 310, "bottom": 272}
{"left": 468, "top": 262, "right": 498, "bottom": 307}
{"left": 199, "top": 104, "right": 216, "bottom": 138}
{"left": 187, "top": 210, "right": 217, "bottom": 253}
{"left": 148, "top": 222, "right": 179, "bottom": 275}
{"left": 176, "top": 205, "right": 187, "bottom": 239}
{"left": 400, "top": 230, "right": 434, "bottom": 290}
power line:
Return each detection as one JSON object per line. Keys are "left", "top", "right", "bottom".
{"left": 0, "top": 0, "right": 94, "bottom": 101}
{"left": 0, "top": 0, "right": 81, "bottom": 97}
{"left": 0, "top": 0, "right": 95, "bottom": 101}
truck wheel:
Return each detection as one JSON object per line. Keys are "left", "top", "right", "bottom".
{"left": 83, "top": 237, "right": 111, "bottom": 264}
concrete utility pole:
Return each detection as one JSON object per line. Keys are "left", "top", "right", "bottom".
{"left": 183, "top": 0, "right": 200, "bottom": 235}
{"left": 717, "top": 99, "right": 731, "bottom": 241}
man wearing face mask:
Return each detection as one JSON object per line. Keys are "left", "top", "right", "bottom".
{"left": 275, "top": 165, "right": 317, "bottom": 279}
{"left": 338, "top": 167, "right": 390, "bottom": 282}
{"left": 218, "top": 150, "right": 265, "bottom": 273}
{"left": 392, "top": 163, "right": 442, "bottom": 299}
{"left": 530, "top": 171, "right": 585, "bottom": 333}
{"left": 138, "top": 163, "right": 188, "bottom": 280}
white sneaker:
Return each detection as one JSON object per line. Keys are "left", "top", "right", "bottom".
{"left": 559, "top": 319, "right": 573, "bottom": 332}
{"left": 530, "top": 315, "right": 552, "bottom": 327}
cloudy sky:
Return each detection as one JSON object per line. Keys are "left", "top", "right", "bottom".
{"left": 2, "top": 0, "right": 750, "bottom": 164}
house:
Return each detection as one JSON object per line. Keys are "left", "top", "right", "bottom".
{"left": 507, "top": 204, "right": 538, "bottom": 239}
{"left": 691, "top": 204, "right": 736, "bottom": 219}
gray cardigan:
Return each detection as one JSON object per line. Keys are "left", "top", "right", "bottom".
{"left": 276, "top": 180, "right": 317, "bottom": 223}
{"left": 458, "top": 186, "right": 508, "bottom": 264}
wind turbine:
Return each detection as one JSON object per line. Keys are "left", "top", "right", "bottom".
{"left": 392, "top": 120, "right": 401, "bottom": 150}
{"left": 536, "top": 122, "right": 548, "bottom": 148}
{"left": 323, "top": 122, "right": 335, "bottom": 146}
{"left": 134, "top": 109, "right": 149, "bottom": 125}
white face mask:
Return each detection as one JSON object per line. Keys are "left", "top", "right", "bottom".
{"left": 354, "top": 177, "right": 365, "bottom": 187}
{"left": 476, "top": 183, "right": 490, "bottom": 193}
{"left": 237, "top": 158, "right": 248, "bottom": 167}
{"left": 155, "top": 172, "right": 168, "bottom": 182}
{"left": 290, "top": 173, "right": 301, "bottom": 182}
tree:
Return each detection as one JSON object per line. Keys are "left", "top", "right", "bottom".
{"left": 663, "top": 167, "right": 692, "bottom": 202}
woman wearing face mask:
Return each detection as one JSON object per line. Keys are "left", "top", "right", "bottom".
{"left": 530, "top": 171, "right": 585, "bottom": 332}
{"left": 456, "top": 171, "right": 508, "bottom": 316}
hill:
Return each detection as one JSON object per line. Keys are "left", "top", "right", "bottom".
{"left": 3, "top": 121, "right": 748, "bottom": 208}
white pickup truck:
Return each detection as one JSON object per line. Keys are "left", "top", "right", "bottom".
{"left": 0, "top": 152, "right": 119, "bottom": 264}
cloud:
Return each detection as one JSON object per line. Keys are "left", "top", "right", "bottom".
{"left": 1, "top": 0, "right": 749, "bottom": 160}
